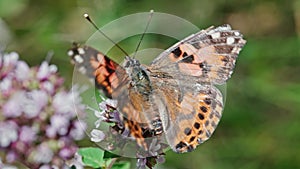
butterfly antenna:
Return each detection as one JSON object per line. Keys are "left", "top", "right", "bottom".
{"left": 84, "top": 13, "right": 129, "bottom": 56}
{"left": 132, "top": 10, "right": 154, "bottom": 59}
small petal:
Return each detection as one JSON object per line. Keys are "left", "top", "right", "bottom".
{"left": 30, "top": 144, "right": 54, "bottom": 163}
{"left": 59, "top": 146, "right": 77, "bottom": 159}
{"left": 19, "top": 126, "right": 37, "bottom": 143}
{"left": 3, "top": 91, "right": 24, "bottom": 117}
{"left": 37, "top": 61, "right": 52, "bottom": 80}
{"left": 0, "top": 77, "right": 12, "bottom": 93}
{"left": 136, "top": 158, "right": 147, "bottom": 169}
{"left": 94, "top": 119, "right": 102, "bottom": 128}
{"left": 0, "top": 121, "right": 18, "bottom": 147}
{"left": 50, "top": 115, "right": 70, "bottom": 135}
{"left": 23, "top": 90, "right": 48, "bottom": 118}
{"left": 105, "top": 99, "right": 117, "bottom": 108}
{"left": 53, "top": 91, "right": 76, "bottom": 116}
{"left": 98, "top": 101, "right": 108, "bottom": 111}
{"left": 90, "top": 129, "right": 105, "bottom": 142}
{"left": 6, "top": 151, "right": 17, "bottom": 163}
{"left": 69, "top": 121, "right": 86, "bottom": 140}
{"left": 15, "top": 61, "right": 30, "bottom": 81}
{"left": 94, "top": 109, "right": 105, "bottom": 118}
{"left": 41, "top": 81, "right": 54, "bottom": 94}
{"left": 49, "top": 64, "right": 57, "bottom": 73}
{"left": 3, "top": 52, "right": 19, "bottom": 68}
{"left": 45, "top": 126, "right": 57, "bottom": 138}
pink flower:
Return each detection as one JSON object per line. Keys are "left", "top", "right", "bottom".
{"left": 29, "top": 144, "right": 54, "bottom": 163}
{"left": 53, "top": 91, "right": 76, "bottom": 115}
{"left": 19, "top": 126, "right": 37, "bottom": 143}
{"left": 59, "top": 145, "right": 77, "bottom": 159}
{"left": 5, "top": 151, "right": 17, "bottom": 163}
{"left": 2, "top": 91, "right": 24, "bottom": 117}
{"left": 37, "top": 61, "right": 57, "bottom": 80}
{"left": 0, "top": 121, "right": 18, "bottom": 147}
{"left": 90, "top": 129, "right": 105, "bottom": 143}
{"left": 2, "top": 52, "right": 19, "bottom": 74}
{"left": 70, "top": 121, "right": 87, "bottom": 140}
{"left": 49, "top": 115, "right": 70, "bottom": 136}
{"left": 0, "top": 77, "right": 12, "bottom": 94}
{"left": 15, "top": 61, "right": 30, "bottom": 81}
{"left": 0, "top": 52, "right": 87, "bottom": 168}
{"left": 23, "top": 90, "right": 48, "bottom": 118}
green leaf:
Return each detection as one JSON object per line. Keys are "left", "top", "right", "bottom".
{"left": 78, "top": 147, "right": 105, "bottom": 168}
{"left": 104, "top": 151, "right": 121, "bottom": 159}
{"left": 111, "top": 161, "right": 131, "bottom": 169}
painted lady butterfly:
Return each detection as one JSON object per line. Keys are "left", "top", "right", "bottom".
{"left": 68, "top": 24, "right": 246, "bottom": 153}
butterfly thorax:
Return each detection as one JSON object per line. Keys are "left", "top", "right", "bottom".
{"left": 123, "top": 57, "right": 152, "bottom": 96}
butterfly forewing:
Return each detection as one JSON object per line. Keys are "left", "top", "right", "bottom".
{"left": 68, "top": 44, "right": 159, "bottom": 150}
{"left": 68, "top": 43, "right": 125, "bottom": 98}
{"left": 151, "top": 24, "right": 246, "bottom": 85}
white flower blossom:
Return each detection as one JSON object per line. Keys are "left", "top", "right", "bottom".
{"left": 90, "top": 129, "right": 105, "bottom": 142}
{"left": 0, "top": 122, "right": 18, "bottom": 147}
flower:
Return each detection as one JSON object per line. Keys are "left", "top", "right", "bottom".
{"left": 29, "top": 143, "right": 54, "bottom": 163}
{"left": 0, "top": 121, "right": 18, "bottom": 147}
{"left": 23, "top": 90, "right": 48, "bottom": 118}
{"left": 90, "top": 129, "right": 105, "bottom": 143}
{"left": 2, "top": 91, "right": 24, "bottom": 117}
{"left": 15, "top": 61, "right": 30, "bottom": 81}
{"left": 19, "top": 126, "right": 37, "bottom": 143}
{"left": 0, "top": 52, "right": 87, "bottom": 168}
{"left": 37, "top": 61, "right": 57, "bottom": 80}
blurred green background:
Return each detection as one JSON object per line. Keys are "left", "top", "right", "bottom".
{"left": 1, "top": 0, "right": 300, "bottom": 169}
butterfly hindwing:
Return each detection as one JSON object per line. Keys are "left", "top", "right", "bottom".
{"left": 156, "top": 84, "right": 223, "bottom": 153}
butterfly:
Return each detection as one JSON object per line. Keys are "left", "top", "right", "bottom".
{"left": 68, "top": 24, "right": 246, "bottom": 153}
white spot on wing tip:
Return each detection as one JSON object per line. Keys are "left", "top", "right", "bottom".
{"left": 67, "top": 50, "right": 74, "bottom": 56}
{"left": 74, "top": 55, "right": 84, "bottom": 63}
{"left": 211, "top": 32, "right": 221, "bottom": 39}
{"left": 218, "top": 24, "right": 231, "bottom": 31}
{"left": 78, "top": 48, "right": 85, "bottom": 55}
{"left": 234, "top": 31, "right": 240, "bottom": 36}
{"left": 226, "top": 37, "right": 235, "bottom": 45}
{"left": 232, "top": 46, "right": 242, "bottom": 54}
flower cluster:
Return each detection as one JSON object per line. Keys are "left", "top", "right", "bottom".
{"left": 0, "top": 52, "right": 86, "bottom": 168}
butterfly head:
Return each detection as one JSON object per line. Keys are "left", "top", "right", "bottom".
{"left": 123, "top": 56, "right": 152, "bottom": 94}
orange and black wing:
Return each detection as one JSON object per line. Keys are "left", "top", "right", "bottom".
{"left": 68, "top": 43, "right": 126, "bottom": 98}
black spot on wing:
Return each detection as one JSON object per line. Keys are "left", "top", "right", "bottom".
{"left": 194, "top": 122, "right": 200, "bottom": 129}
{"left": 172, "top": 47, "right": 182, "bottom": 58}
{"left": 184, "top": 127, "right": 192, "bottom": 136}
{"left": 180, "top": 55, "right": 194, "bottom": 63}
{"left": 200, "top": 106, "right": 208, "bottom": 113}
{"left": 198, "top": 113, "right": 205, "bottom": 120}
{"left": 204, "top": 98, "right": 211, "bottom": 105}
